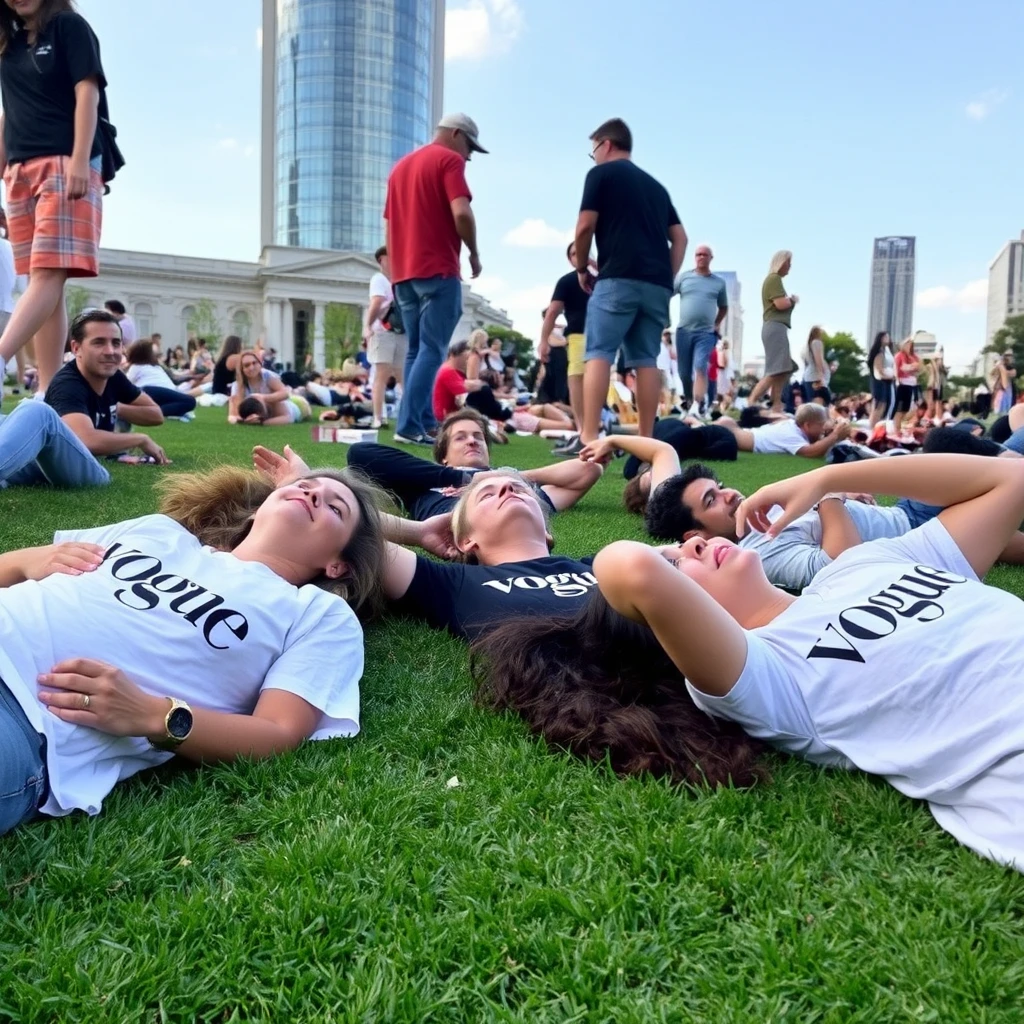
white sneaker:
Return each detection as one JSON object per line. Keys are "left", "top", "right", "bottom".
{"left": 687, "top": 401, "right": 702, "bottom": 419}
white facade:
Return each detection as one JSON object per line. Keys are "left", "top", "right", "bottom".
{"left": 911, "top": 330, "right": 938, "bottom": 358}
{"left": 85, "top": 244, "right": 510, "bottom": 370}
{"left": 716, "top": 271, "right": 744, "bottom": 371}
{"left": 986, "top": 231, "right": 1024, "bottom": 348}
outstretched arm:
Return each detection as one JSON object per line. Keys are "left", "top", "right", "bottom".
{"left": 594, "top": 541, "right": 748, "bottom": 697}
{"left": 736, "top": 453, "right": 1024, "bottom": 579}
{"left": 521, "top": 459, "right": 603, "bottom": 511}
{"left": 580, "top": 435, "right": 682, "bottom": 498}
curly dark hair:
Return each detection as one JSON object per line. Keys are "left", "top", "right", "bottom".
{"left": 643, "top": 463, "right": 719, "bottom": 541}
{"left": 470, "top": 591, "right": 768, "bottom": 789}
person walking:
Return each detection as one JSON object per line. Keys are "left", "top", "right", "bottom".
{"left": 749, "top": 250, "right": 798, "bottom": 413}
{"left": 573, "top": 118, "right": 687, "bottom": 443}
{"left": 674, "top": 244, "right": 728, "bottom": 416}
{"left": 0, "top": 0, "right": 107, "bottom": 394}
{"left": 385, "top": 113, "right": 486, "bottom": 446}
{"left": 363, "top": 244, "right": 406, "bottom": 430}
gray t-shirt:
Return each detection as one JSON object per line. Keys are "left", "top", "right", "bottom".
{"left": 675, "top": 270, "right": 728, "bottom": 331}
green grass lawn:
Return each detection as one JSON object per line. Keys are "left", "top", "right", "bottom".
{"left": 2, "top": 406, "right": 1023, "bottom": 1023}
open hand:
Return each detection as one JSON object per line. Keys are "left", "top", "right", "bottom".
{"left": 21, "top": 542, "right": 105, "bottom": 581}
{"left": 734, "top": 473, "right": 827, "bottom": 539}
{"left": 578, "top": 437, "right": 617, "bottom": 465}
{"left": 419, "top": 513, "right": 458, "bottom": 560}
{"left": 253, "top": 444, "right": 310, "bottom": 486}
{"left": 38, "top": 658, "right": 166, "bottom": 737}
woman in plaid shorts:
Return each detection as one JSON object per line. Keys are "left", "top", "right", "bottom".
{"left": 0, "top": 0, "right": 106, "bottom": 393}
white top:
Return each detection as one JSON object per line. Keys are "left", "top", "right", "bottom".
{"left": 0, "top": 515, "right": 363, "bottom": 818}
{"left": 740, "top": 501, "right": 912, "bottom": 590}
{"left": 689, "top": 519, "right": 1024, "bottom": 870}
{"left": 230, "top": 369, "right": 280, "bottom": 396}
{"left": 873, "top": 347, "right": 895, "bottom": 381}
{"left": 750, "top": 419, "right": 808, "bottom": 455}
{"left": 802, "top": 338, "right": 830, "bottom": 386}
{"left": 656, "top": 343, "right": 674, "bottom": 375}
{"left": 126, "top": 363, "right": 176, "bottom": 390}
{"left": 0, "top": 238, "right": 16, "bottom": 314}
{"left": 118, "top": 315, "right": 137, "bottom": 345}
{"left": 368, "top": 272, "right": 393, "bottom": 333}
{"left": 718, "top": 352, "right": 734, "bottom": 383}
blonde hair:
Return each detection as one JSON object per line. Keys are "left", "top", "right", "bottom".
{"left": 156, "top": 466, "right": 388, "bottom": 618}
{"left": 451, "top": 469, "right": 552, "bottom": 562}
{"left": 768, "top": 250, "right": 793, "bottom": 275}
{"left": 469, "top": 329, "right": 489, "bottom": 351}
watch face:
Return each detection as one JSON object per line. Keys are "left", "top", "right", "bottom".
{"left": 167, "top": 706, "right": 193, "bottom": 740}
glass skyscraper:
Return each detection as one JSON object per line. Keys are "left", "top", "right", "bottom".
{"left": 867, "top": 236, "right": 916, "bottom": 346}
{"left": 261, "top": 0, "right": 444, "bottom": 254}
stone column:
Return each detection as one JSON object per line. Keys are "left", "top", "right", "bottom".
{"left": 313, "top": 301, "right": 326, "bottom": 371}
{"left": 276, "top": 300, "right": 291, "bottom": 369}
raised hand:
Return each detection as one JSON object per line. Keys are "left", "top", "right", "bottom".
{"left": 252, "top": 444, "right": 310, "bottom": 486}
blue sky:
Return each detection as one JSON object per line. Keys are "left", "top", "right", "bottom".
{"left": 83, "top": 0, "right": 1021, "bottom": 370}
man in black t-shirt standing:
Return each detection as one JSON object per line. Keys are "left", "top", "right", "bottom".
{"left": 539, "top": 241, "right": 596, "bottom": 456}
{"left": 46, "top": 309, "right": 170, "bottom": 464}
{"left": 573, "top": 118, "right": 688, "bottom": 446}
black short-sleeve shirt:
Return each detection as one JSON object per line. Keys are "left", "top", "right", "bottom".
{"left": 397, "top": 554, "right": 598, "bottom": 640}
{"left": 0, "top": 12, "right": 106, "bottom": 163}
{"left": 580, "top": 161, "right": 680, "bottom": 290}
{"left": 46, "top": 360, "right": 141, "bottom": 432}
{"left": 551, "top": 271, "right": 590, "bottom": 336}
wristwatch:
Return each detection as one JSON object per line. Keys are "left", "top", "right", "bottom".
{"left": 149, "top": 696, "right": 194, "bottom": 750}
{"left": 813, "top": 494, "right": 846, "bottom": 512}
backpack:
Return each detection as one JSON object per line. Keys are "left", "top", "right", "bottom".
{"left": 97, "top": 88, "right": 125, "bottom": 193}
{"left": 381, "top": 300, "right": 405, "bottom": 335}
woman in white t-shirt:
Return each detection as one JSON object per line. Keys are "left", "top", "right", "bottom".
{"left": 867, "top": 331, "right": 896, "bottom": 429}
{"left": 593, "top": 452, "right": 1024, "bottom": 870}
{"left": 0, "top": 462, "right": 387, "bottom": 836}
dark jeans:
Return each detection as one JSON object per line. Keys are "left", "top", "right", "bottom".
{"left": 143, "top": 386, "right": 196, "bottom": 417}
{"left": 466, "top": 386, "right": 512, "bottom": 422}
{"left": 394, "top": 275, "right": 463, "bottom": 438}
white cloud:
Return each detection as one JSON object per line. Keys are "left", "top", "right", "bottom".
{"left": 965, "top": 88, "right": 1009, "bottom": 120}
{"left": 916, "top": 279, "right": 988, "bottom": 312}
{"left": 445, "top": 0, "right": 524, "bottom": 62}
{"left": 470, "top": 274, "right": 552, "bottom": 341}
{"left": 502, "top": 218, "right": 572, "bottom": 248}
{"left": 214, "top": 138, "right": 256, "bottom": 160}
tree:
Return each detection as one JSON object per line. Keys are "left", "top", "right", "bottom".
{"left": 484, "top": 324, "right": 533, "bottom": 365}
{"left": 322, "top": 302, "right": 362, "bottom": 368}
{"left": 65, "top": 285, "right": 91, "bottom": 322}
{"left": 947, "top": 375, "right": 985, "bottom": 395}
{"left": 187, "top": 299, "right": 221, "bottom": 345}
{"left": 822, "top": 330, "right": 868, "bottom": 396}
{"left": 987, "top": 314, "right": 1024, "bottom": 366}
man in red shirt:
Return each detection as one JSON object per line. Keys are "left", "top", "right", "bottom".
{"left": 385, "top": 113, "right": 487, "bottom": 447}
{"left": 433, "top": 339, "right": 481, "bottom": 421}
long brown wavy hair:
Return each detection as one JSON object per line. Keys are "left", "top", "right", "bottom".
{"left": 0, "top": 0, "right": 74, "bottom": 54}
{"left": 156, "top": 466, "right": 388, "bottom": 618}
{"left": 470, "top": 592, "right": 768, "bottom": 789}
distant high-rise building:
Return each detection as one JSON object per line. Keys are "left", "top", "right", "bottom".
{"left": 260, "top": 0, "right": 446, "bottom": 254}
{"left": 986, "top": 230, "right": 1024, "bottom": 348}
{"left": 867, "top": 236, "right": 916, "bottom": 345}
{"left": 714, "top": 270, "right": 744, "bottom": 370}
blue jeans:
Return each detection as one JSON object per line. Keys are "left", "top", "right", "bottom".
{"left": 585, "top": 277, "right": 670, "bottom": 369}
{"left": 0, "top": 679, "right": 47, "bottom": 836}
{"left": 897, "top": 498, "right": 943, "bottom": 530}
{"left": 0, "top": 401, "right": 110, "bottom": 487}
{"left": 394, "top": 276, "right": 463, "bottom": 438}
{"left": 675, "top": 327, "right": 718, "bottom": 402}
{"left": 1003, "top": 426, "right": 1024, "bottom": 456}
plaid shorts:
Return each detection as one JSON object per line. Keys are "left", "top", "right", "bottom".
{"left": 3, "top": 155, "right": 103, "bottom": 277}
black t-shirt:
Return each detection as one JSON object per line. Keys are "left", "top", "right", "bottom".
{"left": 551, "top": 271, "right": 590, "bottom": 335}
{"left": 212, "top": 360, "right": 235, "bottom": 396}
{"left": 0, "top": 12, "right": 106, "bottom": 164}
{"left": 622, "top": 419, "right": 739, "bottom": 480}
{"left": 46, "top": 360, "right": 141, "bottom": 432}
{"left": 398, "top": 554, "right": 598, "bottom": 640}
{"left": 580, "top": 161, "right": 680, "bottom": 290}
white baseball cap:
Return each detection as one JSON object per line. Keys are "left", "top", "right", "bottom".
{"left": 437, "top": 113, "right": 488, "bottom": 154}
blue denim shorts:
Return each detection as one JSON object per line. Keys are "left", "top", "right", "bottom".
{"left": 0, "top": 678, "right": 48, "bottom": 836}
{"left": 585, "top": 277, "right": 671, "bottom": 369}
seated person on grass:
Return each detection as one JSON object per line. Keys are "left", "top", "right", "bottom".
{"left": 435, "top": 340, "right": 574, "bottom": 439}
{"left": 229, "top": 350, "right": 310, "bottom": 425}
{"left": 716, "top": 403, "right": 851, "bottom": 458}
{"left": 257, "top": 445, "right": 602, "bottom": 642}
{"left": 0, "top": 463, "right": 388, "bottom": 837}
{"left": 643, "top": 448, "right": 1024, "bottom": 590}
{"left": 346, "top": 408, "right": 601, "bottom": 521}
{"left": 123, "top": 339, "right": 200, "bottom": 418}
{"left": 46, "top": 310, "right": 170, "bottom": 466}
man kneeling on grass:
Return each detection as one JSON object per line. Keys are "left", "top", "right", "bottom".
{"left": 715, "top": 403, "right": 851, "bottom": 459}
{"left": 346, "top": 408, "right": 602, "bottom": 522}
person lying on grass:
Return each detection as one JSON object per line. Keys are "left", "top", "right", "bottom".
{"left": 640, "top": 429, "right": 1024, "bottom": 590}
{"left": 477, "top": 453, "right": 1024, "bottom": 871}
{"left": 255, "top": 444, "right": 602, "bottom": 641}
{"left": 0, "top": 464, "right": 386, "bottom": 838}
{"left": 715, "top": 403, "right": 852, "bottom": 458}
{"left": 346, "top": 408, "right": 602, "bottom": 522}
{"left": 228, "top": 349, "right": 310, "bottom": 425}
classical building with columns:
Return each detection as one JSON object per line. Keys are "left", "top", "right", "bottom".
{"left": 83, "top": 244, "right": 510, "bottom": 370}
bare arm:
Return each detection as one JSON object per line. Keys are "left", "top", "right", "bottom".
{"left": 736, "top": 453, "right": 1024, "bottom": 579}
{"left": 574, "top": 211, "right": 598, "bottom": 273}
{"left": 581, "top": 435, "right": 681, "bottom": 497}
{"left": 595, "top": 541, "right": 748, "bottom": 697}
{"left": 61, "top": 412, "right": 154, "bottom": 456}
{"left": 539, "top": 301, "right": 565, "bottom": 353}
{"left": 816, "top": 497, "right": 862, "bottom": 559}
{"left": 521, "top": 459, "right": 603, "bottom": 512}
{"left": 450, "top": 197, "right": 478, "bottom": 262}
{"left": 668, "top": 223, "right": 688, "bottom": 280}
{"left": 772, "top": 296, "right": 795, "bottom": 311}
{"left": 795, "top": 427, "right": 850, "bottom": 459}
{"left": 714, "top": 305, "right": 728, "bottom": 330}
{"left": 364, "top": 295, "right": 387, "bottom": 333}
{"left": 117, "top": 391, "right": 164, "bottom": 427}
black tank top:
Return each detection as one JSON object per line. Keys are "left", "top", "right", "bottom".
{"left": 212, "top": 360, "right": 234, "bottom": 395}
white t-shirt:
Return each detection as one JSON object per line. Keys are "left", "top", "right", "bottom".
{"left": 689, "top": 518, "right": 1024, "bottom": 870}
{"left": 802, "top": 338, "right": 830, "bottom": 387}
{"left": 751, "top": 419, "right": 808, "bottom": 455}
{"left": 230, "top": 369, "right": 280, "bottom": 396}
{"left": 0, "top": 515, "right": 363, "bottom": 819}
{"left": 126, "top": 363, "right": 176, "bottom": 390}
{"left": 740, "top": 502, "right": 914, "bottom": 590}
{"left": 118, "top": 315, "right": 137, "bottom": 345}
{"left": 0, "top": 237, "right": 16, "bottom": 314}
{"left": 656, "top": 343, "right": 674, "bottom": 375}
{"left": 368, "top": 272, "right": 393, "bottom": 333}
